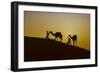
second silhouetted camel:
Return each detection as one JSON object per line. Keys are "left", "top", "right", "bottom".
{"left": 69, "top": 35, "right": 77, "bottom": 46}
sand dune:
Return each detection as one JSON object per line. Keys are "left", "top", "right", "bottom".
{"left": 24, "top": 36, "right": 90, "bottom": 62}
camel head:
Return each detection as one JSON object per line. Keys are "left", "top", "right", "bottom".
{"left": 49, "top": 31, "right": 52, "bottom": 33}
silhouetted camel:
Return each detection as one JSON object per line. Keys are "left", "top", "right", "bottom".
{"left": 49, "top": 31, "right": 62, "bottom": 42}
{"left": 69, "top": 35, "right": 77, "bottom": 46}
{"left": 45, "top": 31, "right": 49, "bottom": 39}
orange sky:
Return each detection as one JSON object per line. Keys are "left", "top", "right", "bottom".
{"left": 24, "top": 11, "right": 90, "bottom": 50}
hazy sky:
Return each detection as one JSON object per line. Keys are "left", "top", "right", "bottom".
{"left": 24, "top": 11, "right": 90, "bottom": 50}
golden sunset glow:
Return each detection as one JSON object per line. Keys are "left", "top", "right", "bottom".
{"left": 24, "top": 11, "right": 90, "bottom": 50}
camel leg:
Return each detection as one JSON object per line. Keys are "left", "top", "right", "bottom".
{"left": 57, "top": 37, "right": 58, "bottom": 41}
{"left": 60, "top": 37, "right": 62, "bottom": 42}
{"left": 73, "top": 40, "right": 75, "bottom": 46}
{"left": 55, "top": 37, "right": 57, "bottom": 40}
{"left": 60, "top": 38, "right": 62, "bottom": 42}
{"left": 76, "top": 40, "right": 77, "bottom": 45}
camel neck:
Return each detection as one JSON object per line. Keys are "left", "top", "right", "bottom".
{"left": 50, "top": 32, "right": 55, "bottom": 35}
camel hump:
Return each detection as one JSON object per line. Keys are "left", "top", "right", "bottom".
{"left": 56, "top": 32, "right": 62, "bottom": 34}
{"left": 55, "top": 32, "right": 62, "bottom": 36}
